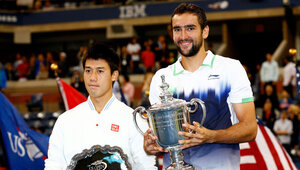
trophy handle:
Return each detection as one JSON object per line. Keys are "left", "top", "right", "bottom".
{"left": 188, "top": 98, "right": 206, "bottom": 127}
{"left": 133, "top": 106, "right": 148, "bottom": 135}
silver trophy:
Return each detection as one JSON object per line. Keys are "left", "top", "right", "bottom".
{"left": 133, "top": 75, "right": 206, "bottom": 170}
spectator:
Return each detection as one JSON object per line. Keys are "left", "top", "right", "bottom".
{"left": 42, "top": 0, "right": 55, "bottom": 11}
{"left": 112, "top": 78, "right": 128, "bottom": 105}
{"left": 127, "top": 37, "right": 142, "bottom": 74}
{"left": 159, "top": 42, "right": 170, "bottom": 68}
{"left": 262, "top": 99, "right": 277, "bottom": 132}
{"left": 5, "top": 62, "right": 17, "bottom": 81}
{"left": 46, "top": 52, "right": 56, "bottom": 78}
{"left": 283, "top": 55, "right": 296, "bottom": 99}
{"left": 288, "top": 104, "right": 299, "bottom": 151}
{"left": 71, "top": 69, "right": 86, "bottom": 97}
{"left": 154, "top": 35, "right": 169, "bottom": 69}
{"left": 16, "top": 56, "right": 29, "bottom": 81}
{"left": 260, "top": 53, "right": 279, "bottom": 94}
{"left": 141, "top": 45, "right": 155, "bottom": 70}
{"left": 35, "top": 53, "right": 47, "bottom": 78}
{"left": 279, "top": 89, "right": 294, "bottom": 111}
{"left": 122, "top": 74, "right": 135, "bottom": 106}
{"left": 273, "top": 110, "right": 293, "bottom": 154}
{"left": 27, "top": 55, "right": 37, "bottom": 80}
{"left": 58, "top": 52, "right": 68, "bottom": 78}
{"left": 34, "top": 0, "right": 42, "bottom": 10}
{"left": 13, "top": 52, "right": 22, "bottom": 70}
{"left": 145, "top": 38, "right": 155, "bottom": 51}
{"left": 257, "top": 84, "right": 280, "bottom": 111}
{"left": 36, "top": 63, "right": 48, "bottom": 80}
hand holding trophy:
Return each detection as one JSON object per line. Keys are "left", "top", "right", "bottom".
{"left": 133, "top": 75, "right": 206, "bottom": 170}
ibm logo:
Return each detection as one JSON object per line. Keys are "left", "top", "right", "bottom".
{"left": 0, "top": 15, "right": 18, "bottom": 23}
{"left": 119, "top": 4, "right": 147, "bottom": 19}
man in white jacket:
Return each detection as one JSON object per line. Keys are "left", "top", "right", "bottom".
{"left": 45, "top": 44, "right": 156, "bottom": 169}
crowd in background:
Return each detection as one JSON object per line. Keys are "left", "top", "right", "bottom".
{"left": 0, "top": 35, "right": 175, "bottom": 97}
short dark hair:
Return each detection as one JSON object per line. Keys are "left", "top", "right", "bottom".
{"left": 171, "top": 3, "right": 208, "bottom": 30}
{"left": 82, "top": 44, "right": 120, "bottom": 74}
{"left": 124, "top": 74, "right": 130, "bottom": 82}
{"left": 285, "top": 55, "right": 293, "bottom": 62}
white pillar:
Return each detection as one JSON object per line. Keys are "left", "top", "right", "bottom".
{"left": 296, "top": 20, "right": 300, "bottom": 61}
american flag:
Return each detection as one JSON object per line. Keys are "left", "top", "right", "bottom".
{"left": 240, "top": 119, "right": 296, "bottom": 170}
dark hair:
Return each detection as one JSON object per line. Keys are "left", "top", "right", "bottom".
{"left": 285, "top": 55, "right": 293, "bottom": 62}
{"left": 171, "top": 3, "right": 208, "bottom": 30}
{"left": 82, "top": 44, "right": 120, "bottom": 74}
{"left": 124, "top": 74, "right": 130, "bottom": 82}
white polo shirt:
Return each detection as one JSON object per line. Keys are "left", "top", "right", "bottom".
{"left": 149, "top": 50, "right": 253, "bottom": 170}
{"left": 127, "top": 43, "right": 141, "bottom": 61}
{"left": 45, "top": 95, "right": 156, "bottom": 170}
{"left": 283, "top": 62, "right": 296, "bottom": 87}
{"left": 273, "top": 118, "right": 293, "bottom": 145}
{"left": 260, "top": 60, "right": 279, "bottom": 82}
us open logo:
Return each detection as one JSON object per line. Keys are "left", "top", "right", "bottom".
{"left": 7, "top": 130, "right": 44, "bottom": 161}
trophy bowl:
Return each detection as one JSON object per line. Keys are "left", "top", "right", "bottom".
{"left": 133, "top": 75, "right": 206, "bottom": 170}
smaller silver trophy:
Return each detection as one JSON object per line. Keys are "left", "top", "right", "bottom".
{"left": 133, "top": 75, "right": 206, "bottom": 170}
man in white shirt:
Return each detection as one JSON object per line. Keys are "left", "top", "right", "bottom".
{"left": 45, "top": 44, "right": 156, "bottom": 170}
{"left": 127, "top": 37, "right": 142, "bottom": 74}
{"left": 273, "top": 110, "right": 293, "bottom": 154}
{"left": 260, "top": 53, "right": 279, "bottom": 94}
{"left": 283, "top": 55, "right": 296, "bottom": 98}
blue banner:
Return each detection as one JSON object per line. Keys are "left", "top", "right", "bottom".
{"left": 0, "top": 0, "right": 292, "bottom": 26}
{"left": 0, "top": 92, "right": 49, "bottom": 170}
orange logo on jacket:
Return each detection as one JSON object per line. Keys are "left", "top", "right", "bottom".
{"left": 111, "top": 124, "right": 119, "bottom": 132}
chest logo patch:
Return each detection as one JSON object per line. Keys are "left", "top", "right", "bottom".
{"left": 111, "top": 124, "right": 119, "bottom": 132}
{"left": 208, "top": 74, "right": 220, "bottom": 80}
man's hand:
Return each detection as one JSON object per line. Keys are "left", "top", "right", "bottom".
{"left": 143, "top": 129, "right": 167, "bottom": 155}
{"left": 178, "top": 121, "right": 214, "bottom": 149}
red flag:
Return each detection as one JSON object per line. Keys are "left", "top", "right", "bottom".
{"left": 56, "top": 78, "right": 86, "bottom": 110}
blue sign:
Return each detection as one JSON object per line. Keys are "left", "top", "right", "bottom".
{"left": 0, "top": 0, "right": 297, "bottom": 26}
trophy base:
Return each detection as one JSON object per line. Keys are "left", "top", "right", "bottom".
{"left": 165, "top": 146, "right": 195, "bottom": 170}
{"left": 166, "top": 161, "right": 194, "bottom": 170}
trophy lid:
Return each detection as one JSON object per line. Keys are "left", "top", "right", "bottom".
{"left": 159, "top": 75, "right": 173, "bottom": 103}
{"left": 149, "top": 75, "right": 186, "bottom": 111}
